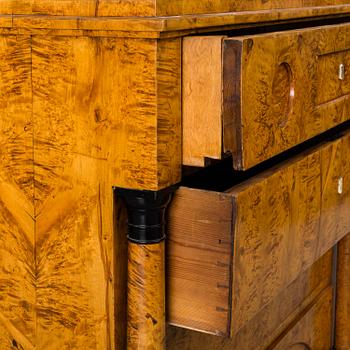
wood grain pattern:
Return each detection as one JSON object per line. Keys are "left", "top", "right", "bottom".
{"left": 336, "top": 233, "right": 350, "bottom": 350}
{"left": 128, "top": 242, "right": 165, "bottom": 350}
{"left": 158, "top": 0, "right": 350, "bottom": 16}
{"left": 31, "top": 35, "right": 180, "bottom": 193}
{"left": 0, "top": 6, "right": 350, "bottom": 36}
{"left": 183, "top": 23, "right": 350, "bottom": 169}
{"left": 271, "top": 287, "right": 333, "bottom": 350}
{"left": 319, "top": 134, "right": 350, "bottom": 255}
{"left": 156, "top": 39, "right": 182, "bottom": 189}
{"left": 0, "top": 35, "right": 35, "bottom": 349}
{"left": 167, "top": 250, "right": 332, "bottom": 350}
{"left": 0, "top": 0, "right": 349, "bottom": 17}
{"left": 32, "top": 35, "right": 117, "bottom": 350}
{"left": 0, "top": 0, "right": 154, "bottom": 17}
{"left": 182, "top": 36, "right": 226, "bottom": 166}
{"left": 168, "top": 131, "right": 350, "bottom": 336}
{"left": 0, "top": 34, "right": 180, "bottom": 349}
{"left": 167, "top": 189, "right": 234, "bottom": 334}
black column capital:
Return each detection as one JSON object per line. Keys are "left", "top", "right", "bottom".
{"left": 115, "top": 186, "right": 177, "bottom": 244}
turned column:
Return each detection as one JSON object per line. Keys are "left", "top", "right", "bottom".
{"left": 117, "top": 187, "right": 175, "bottom": 350}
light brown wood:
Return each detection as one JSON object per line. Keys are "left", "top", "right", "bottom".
{"left": 168, "top": 131, "right": 350, "bottom": 336}
{"left": 30, "top": 36, "right": 181, "bottom": 193}
{"left": 0, "top": 34, "right": 181, "bottom": 349}
{"left": 158, "top": 0, "right": 350, "bottom": 16}
{"left": 182, "top": 36, "right": 226, "bottom": 166}
{"left": 167, "top": 250, "right": 332, "bottom": 350}
{"left": 336, "top": 233, "right": 350, "bottom": 350}
{"left": 167, "top": 189, "right": 234, "bottom": 334}
{"left": 0, "top": 0, "right": 349, "bottom": 17}
{"left": 0, "top": 35, "right": 35, "bottom": 349}
{"left": 0, "top": 0, "right": 154, "bottom": 17}
{"left": 319, "top": 136, "right": 350, "bottom": 254}
{"left": 0, "top": 6, "right": 349, "bottom": 36}
{"left": 128, "top": 242, "right": 165, "bottom": 349}
{"left": 183, "top": 23, "right": 350, "bottom": 169}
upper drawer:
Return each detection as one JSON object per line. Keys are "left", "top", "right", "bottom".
{"left": 183, "top": 23, "right": 350, "bottom": 169}
{"left": 169, "top": 130, "right": 350, "bottom": 336}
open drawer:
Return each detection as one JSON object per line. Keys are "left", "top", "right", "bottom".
{"left": 168, "top": 130, "right": 350, "bottom": 336}
{"left": 183, "top": 23, "right": 350, "bottom": 169}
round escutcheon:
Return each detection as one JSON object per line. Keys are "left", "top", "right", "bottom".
{"left": 271, "top": 62, "right": 295, "bottom": 128}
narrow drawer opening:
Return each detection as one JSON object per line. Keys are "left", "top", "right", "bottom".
{"left": 182, "top": 120, "right": 350, "bottom": 193}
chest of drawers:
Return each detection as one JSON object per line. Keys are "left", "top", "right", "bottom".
{"left": 0, "top": 1, "right": 350, "bottom": 350}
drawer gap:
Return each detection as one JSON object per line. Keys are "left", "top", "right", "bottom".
{"left": 182, "top": 119, "right": 350, "bottom": 193}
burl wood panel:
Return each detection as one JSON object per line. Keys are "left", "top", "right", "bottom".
{"left": 167, "top": 251, "right": 332, "bottom": 350}
{"left": 336, "top": 233, "right": 350, "bottom": 350}
{"left": 32, "top": 35, "right": 117, "bottom": 350}
{"left": 0, "top": 35, "right": 36, "bottom": 349}
{"left": 128, "top": 242, "right": 165, "bottom": 349}
{"left": 182, "top": 37, "right": 226, "bottom": 166}
{"left": 168, "top": 131, "right": 350, "bottom": 336}
{"left": 183, "top": 23, "right": 350, "bottom": 169}
{"left": 0, "top": 0, "right": 155, "bottom": 17}
{"left": 0, "top": 35, "right": 180, "bottom": 349}
{"left": 0, "top": 0, "right": 349, "bottom": 17}
{"left": 158, "top": 0, "right": 350, "bottom": 16}
{"left": 271, "top": 287, "right": 333, "bottom": 350}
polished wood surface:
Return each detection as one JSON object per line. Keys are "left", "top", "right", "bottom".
{"left": 271, "top": 287, "right": 333, "bottom": 350}
{"left": 128, "top": 242, "right": 165, "bottom": 349}
{"left": 0, "top": 1, "right": 348, "bottom": 17}
{"left": 167, "top": 251, "right": 332, "bottom": 349}
{"left": 0, "top": 35, "right": 181, "bottom": 349}
{"left": 183, "top": 23, "right": 350, "bottom": 169}
{"left": 336, "top": 233, "right": 350, "bottom": 349}
{"left": 33, "top": 36, "right": 181, "bottom": 192}
{"left": 167, "top": 189, "right": 233, "bottom": 334}
{"left": 0, "top": 35, "right": 181, "bottom": 192}
{"left": 168, "top": 131, "right": 350, "bottom": 335}
{"left": 0, "top": 34, "right": 35, "bottom": 350}
{"left": 0, "top": 2, "right": 349, "bottom": 349}
{"left": 0, "top": 6, "right": 350, "bottom": 36}
{"left": 183, "top": 36, "right": 224, "bottom": 166}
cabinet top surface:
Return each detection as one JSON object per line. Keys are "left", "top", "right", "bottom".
{"left": 2, "top": 0, "right": 350, "bottom": 17}
{"left": 1, "top": 1, "right": 350, "bottom": 36}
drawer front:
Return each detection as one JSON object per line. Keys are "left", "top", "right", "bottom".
{"left": 272, "top": 287, "right": 333, "bottom": 350}
{"left": 168, "top": 131, "right": 350, "bottom": 336}
{"left": 183, "top": 23, "right": 350, "bottom": 168}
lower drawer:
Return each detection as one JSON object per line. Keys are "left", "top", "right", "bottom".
{"left": 271, "top": 287, "right": 333, "bottom": 350}
{"left": 167, "top": 130, "right": 350, "bottom": 336}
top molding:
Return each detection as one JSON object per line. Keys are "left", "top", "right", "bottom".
{"left": 0, "top": 3, "right": 350, "bottom": 37}
{"left": 1, "top": 0, "right": 350, "bottom": 17}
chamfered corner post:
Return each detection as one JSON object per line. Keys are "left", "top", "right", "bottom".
{"left": 116, "top": 187, "right": 176, "bottom": 350}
